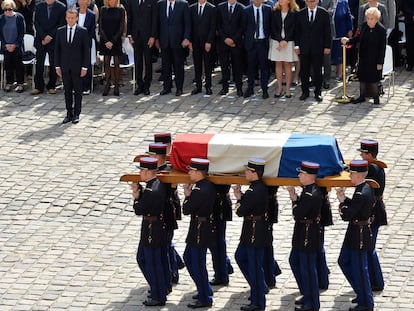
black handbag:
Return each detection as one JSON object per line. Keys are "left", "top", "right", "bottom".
{"left": 120, "top": 51, "right": 129, "bottom": 65}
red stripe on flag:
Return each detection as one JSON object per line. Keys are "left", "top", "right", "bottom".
{"left": 170, "top": 133, "right": 215, "bottom": 172}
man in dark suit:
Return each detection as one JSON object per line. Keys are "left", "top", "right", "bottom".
{"left": 55, "top": 9, "right": 91, "bottom": 124}
{"left": 31, "top": 0, "right": 66, "bottom": 95}
{"left": 217, "top": 0, "right": 245, "bottom": 96}
{"left": 189, "top": 0, "right": 217, "bottom": 95}
{"left": 77, "top": 0, "right": 96, "bottom": 95}
{"left": 294, "top": 0, "right": 331, "bottom": 102}
{"left": 128, "top": 0, "right": 158, "bottom": 95}
{"left": 158, "top": 0, "right": 191, "bottom": 96}
{"left": 243, "top": 0, "right": 272, "bottom": 99}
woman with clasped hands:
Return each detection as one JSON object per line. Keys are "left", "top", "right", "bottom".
{"left": 341, "top": 7, "right": 386, "bottom": 105}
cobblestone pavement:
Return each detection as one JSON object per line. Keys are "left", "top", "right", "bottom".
{"left": 0, "top": 64, "right": 413, "bottom": 311}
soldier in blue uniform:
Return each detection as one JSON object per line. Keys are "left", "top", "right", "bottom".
{"left": 264, "top": 186, "right": 282, "bottom": 290}
{"left": 233, "top": 158, "right": 270, "bottom": 311}
{"left": 132, "top": 157, "right": 168, "bottom": 307}
{"left": 336, "top": 160, "right": 374, "bottom": 311}
{"left": 146, "top": 142, "right": 183, "bottom": 288}
{"left": 358, "top": 140, "right": 387, "bottom": 292}
{"left": 287, "top": 161, "right": 323, "bottom": 311}
{"left": 317, "top": 187, "right": 333, "bottom": 290}
{"left": 209, "top": 184, "right": 234, "bottom": 286}
{"left": 183, "top": 158, "right": 216, "bottom": 309}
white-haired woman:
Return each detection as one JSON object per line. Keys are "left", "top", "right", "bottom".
{"left": 342, "top": 7, "right": 386, "bottom": 105}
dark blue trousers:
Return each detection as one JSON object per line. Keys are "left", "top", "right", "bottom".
{"left": 183, "top": 245, "right": 213, "bottom": 304}
{"left": 289, "top": 249, "right": 320, "bottom": 310}
{"left": 367, "top": 225, "right": 384, "bottom": 290}
{"left": 137, "top": 243, "right": 167, "bottom": 302}
{"left": 209, "top": 219, "right": 231, "bottom": 284}
{"left": 235, "top": 244, "right": 266, "bottom": 309}
{"left": 338, "top": 246, "right": 374, "bottom": 308}
{"left": 166, "top": 230, "right": 182, "bottom": 283}
{"left": 246, "top": 39, "right": 269, "bottom": 92}
{"left": 317, "top": 227, "right": 329, "bottom": 289}
{"left": 263, "top": 243, "right": 276, "bottom": 288}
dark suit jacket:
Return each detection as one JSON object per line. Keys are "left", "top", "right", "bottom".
{"left": 243, "top": 4, "right": 272, "bottom": 50}
{"left": 270, "top": 9, "right": 296, "bottom": 42}
{"left": 217, "top": 1, "right": 245, "bottom": 47}
{"left": 33, "top": 0, "right": 66, "bottom": 48}
{"left": 158, "top": 0, "right": 191, "bottom": 49}
{"left": 189, "top": 2, "right": 217, "bottom": 46}
{"left": 54, "top": 25, "right": 91, "bottom": 73}
{"left": 127, "top": 0, "right": 158, "bottom": 41}
{"left": 294, "top": 6, "right": 331, "bottom": 55}
{"left": 77, "top": 8, "right": 96, "bottom": 41}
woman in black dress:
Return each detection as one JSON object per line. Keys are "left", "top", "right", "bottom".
{"left": 99, "top": 0, "right": 125, "bottom": 96}
{"left": 342, "top": 7, "right": 386, "bottom": 105}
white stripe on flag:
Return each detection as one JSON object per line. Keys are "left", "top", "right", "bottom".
{"left": 207, "top": 133, "right": 291, "bottom": 176}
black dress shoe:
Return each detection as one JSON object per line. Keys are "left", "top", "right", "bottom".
{"left": 262, "top": 90, "right": 269, "bottom": 99}
{"left": 295, "top": 296, "right": 304, "bottom": 305}
{"left": 205, "top": 88, "right": 212, "bottom": 95}
{"left": 244, "top": 89, "right": 253, "bottom": 98}
{"left": 299, "top": 93, "right": 309, "bottom": 100}
{"left": 175, "top": 89, "right": 183, "bottom": 96}
{"left": 72, "top": 115, "right": 79, "bottom": 124}
{"left": 209, "top": 278, "right": 228, "bottom": 286}
{"left": 134, "top": 87, "right": 144, "bottom": 95}
{"left": 237, "top": 89, "right": 244, "bottom": 97}
{"left": 187, "top": 301, "right": 212, "bottom": 309}
{"left": 371, "top": 285, "right": 383, "bottom": 291}
{"left": 143, "top": 299, "right": 165, "bottom": 306}
{"left": 191, "top": 87, "right": 202, "bottom": 95}
{"left": 348, "top": 306, "right": 373, "bottom": 311}
{"left": 219, "top": 88, "right": 228, "bottom": 95}
{"left": 143, "top": 88, "right": 150, "bottom": 95}
{"left": 63, "top": 115, "right": 72, "bottom": 124}
{"left": 295, "top": 306, "right": 315, "bottom": 311}
{"left": 351, "top": 96, "right": 365, "bottom": 104}
{"left": 314, "top": 94, "right": 323, "bottom": 102}
{"left": 160, "top": 89, "right": 171, "bottom": 95}
{"left": 373, "top": 97, "right": 380, "bottom": 105}
{"left": 240, "top": 304, "right": 264, "bottom": 311}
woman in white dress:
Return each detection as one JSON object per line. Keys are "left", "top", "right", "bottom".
{"left": 269, "top": 0, "right": 299, "bottom": 98}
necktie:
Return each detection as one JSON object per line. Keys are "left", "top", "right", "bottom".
{"left": 168, "top": 2, "right": 173, "bottom": 18}
{"left": 69, "top": 27, "right": 72, "bottom": 43}
{"left": 256, "top": 8, "right": 260, "bottom": 39}
{"left": 199, "top": 5, "right": 202, "bottom": 17}
{"left": 229, "top": 5, "right": 233, "bottom": 15}
{"left": 47, "top": 5, "right": 52, "bottom": 19}
{"left": 310, "top": 10, "right": 314, "bottom": 23}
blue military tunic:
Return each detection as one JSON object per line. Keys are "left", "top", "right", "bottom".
{"left": 289, "top": 183, "right": 323, "bottom": 310}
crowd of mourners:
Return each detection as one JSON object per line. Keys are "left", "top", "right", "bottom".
{"left": 0, "top": 0, "right": 412, "bottom": 100}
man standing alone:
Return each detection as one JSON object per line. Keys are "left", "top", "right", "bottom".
{"left": 55, "top": 9, "right": 90, "bottom": 124}
{"left": 294, "top": 0, "right": 331, "bottom": 102}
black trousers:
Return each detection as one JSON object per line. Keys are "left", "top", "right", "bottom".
{"left": 246, "top": 39, "right": 269, "bottom": 91}
{"left": 133, "top": 37, "right": 153, "bottom": 89}
{"left": 405, "top": 22, "right": 414, "bottom": 67}
{"left": 192, "top": 43, "right": 213, "bottom": 89}
{"left": 34, "top": 43, "right": 57, "bottom": 90}
{"left": 161, "top": 46, "right": 185, "bottom": 91}
{"left": 219, "top": 43, "right": 243, "bottom": 90}
{"left": 4, "top": 50, "right": 24, "bottom": 85}
{"left": 62, "top": 68, "right": 82, "bottom": 117}
{"left": 300, "top": 52, "right": 323, "bottom": 95}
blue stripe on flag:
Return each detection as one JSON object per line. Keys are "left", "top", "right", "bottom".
{"left": 277, "top": 133, "right": 345, "bottom": 178}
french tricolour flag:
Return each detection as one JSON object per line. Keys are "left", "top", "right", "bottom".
{"left": 170, "top": 133, "right": 345, "bottom": 178}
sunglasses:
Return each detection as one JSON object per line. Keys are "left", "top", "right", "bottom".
{"left": 3, "top": 8, "right": 13, "bottom": 11}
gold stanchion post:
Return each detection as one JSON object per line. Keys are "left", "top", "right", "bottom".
{"left": 335, "top": 44, "right": 354, "bottom": 104}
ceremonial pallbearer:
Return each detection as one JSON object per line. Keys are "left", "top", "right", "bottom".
{"left": 287, "top": 161, "right": 323, "bottom": 311}
{"left": 358, "top": 140, "right": 387, "bottom": 292}
{"left": 132, "top": 157, "right": 168, "bottom": 307}
{"left": 233, "top": 158, "right": 270, "bottom": 311}
{"left": 183, "top": 158, "right": 216, "bottom": 309}
{"left": 337, "top": 160, "right": 374, "bottom": 311}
